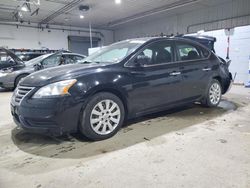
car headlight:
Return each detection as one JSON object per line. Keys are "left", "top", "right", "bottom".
{"left": 32, "top": 79, "right": 77, "bottom": 98}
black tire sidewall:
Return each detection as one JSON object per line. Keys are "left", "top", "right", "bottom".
{"left": 206, "top": 79, "right": 222, "bottom": 107}
{"left": 79, "top": 92, "right": 125, "bottom": 141}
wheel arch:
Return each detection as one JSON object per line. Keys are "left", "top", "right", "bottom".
{"left": 14, "top": 73, "right": 30, "bottom": 87}
{"left": 78, "top": 85, "right": 129, "bottom": 123}
{"left": 212, "top": 76, "right": 226, "bottom": 94}
{"left": 77, "top": 86, "right": 128, "bottom": 137}
{"left": 90, "top": 87, "right": 128, "bottom": 118}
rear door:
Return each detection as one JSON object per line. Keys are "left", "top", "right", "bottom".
{"left": 175, "top": 41, "right": 212, "bottom": 101}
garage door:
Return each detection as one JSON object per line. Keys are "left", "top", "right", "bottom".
{"left": 68, "top": 36, "right": 99, "bottom": 56}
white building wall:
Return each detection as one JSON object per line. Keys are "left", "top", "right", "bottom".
{"left": 114, "top": 0, "right": 250, "bottom": 41}
{"left": 113, "top": 0, "right": 250, "bottom": 84}
{"left": 204, "top": 26, "right": 250, "bottom": 84}
{"left": 0, "top": 24, "right": 114, "bottom": 50}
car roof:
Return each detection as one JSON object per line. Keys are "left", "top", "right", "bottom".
{"left": 118, "top": 37, "right": 212, "bottom": 55}
{"left": 180, "top": 34, "right": 216, "bottom": 42}
{"left": 15, "top": 52, "right": 44, "bottom": 54}
{"left": 62, "top": 53, "right": 86, "bottom": 57}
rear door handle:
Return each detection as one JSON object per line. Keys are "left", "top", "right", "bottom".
{"left": 170, "top": 72, "right": 181, "bottom": 76}
{"left": 202, "top": 68, "right": 212, "bottom": 71}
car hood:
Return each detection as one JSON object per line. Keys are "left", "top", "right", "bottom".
{"left": 0, "top": 48, "right": 25, "bottom": 70}
{"left": 20, "top": 63, "right": 106, "bottom": 87}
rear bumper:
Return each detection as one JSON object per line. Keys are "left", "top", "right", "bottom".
{"left": 222, "top": 72, "right": 233, "bottom": 94}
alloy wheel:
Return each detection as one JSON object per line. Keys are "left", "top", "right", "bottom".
{"left": 90, "top": 99, "right": 121, "bottom": 135}
{"left": 209, "top": 82, "right": 221, "bottom": 105}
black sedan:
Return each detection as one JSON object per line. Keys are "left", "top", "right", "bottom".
{"left": 11, "top": 37, "right": 232, "bottom": 140}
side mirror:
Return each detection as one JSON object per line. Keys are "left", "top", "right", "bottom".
{"left": 134, "top": 55, "right": 150, "bottom": 67}
{"left": 34, "top": 62, "right": 43, "bottom": 71}
{"left": 10, "top": 60, "right": 16, "bottom": 64}
{"left": 7, "top": 60, "right": 17, "bottom": 65}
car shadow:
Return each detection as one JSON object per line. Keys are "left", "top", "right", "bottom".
{"left": 11, "top": 99, "right": 237, "bottom": 160}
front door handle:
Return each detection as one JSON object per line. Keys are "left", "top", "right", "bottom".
{"left": 202, "top": 68, "right": 212, "bottom": 71}
{"left": 170, "top": 72, "right": 181, "bottom": 76}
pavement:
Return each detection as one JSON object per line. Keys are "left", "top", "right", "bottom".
{"left": 0, "top": 85, "right": 250, "bottom": 188}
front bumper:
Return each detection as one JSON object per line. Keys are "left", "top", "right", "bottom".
{"left": 11, "top": 94, "right": 84, "bottom": 136}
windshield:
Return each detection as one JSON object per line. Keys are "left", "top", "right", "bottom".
{"left": 25, "top": 54, "right": 51, "bottom": 66}
{"left": 81, "top": 39, "right": 147, "bottom": 64}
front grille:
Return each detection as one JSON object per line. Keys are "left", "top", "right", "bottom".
{"left": 14, "top": 86, "right": 34, "bottom": 104}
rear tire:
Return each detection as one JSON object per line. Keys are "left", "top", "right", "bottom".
{"left": 79, "top": 92, "right": 125, "bottom": 141}
{"left": 202, "top": 79, "right": 222, "bottom": 107}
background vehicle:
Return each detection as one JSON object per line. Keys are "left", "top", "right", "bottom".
{"left": 13, "top": 49, "right": 71, "bottom": 62}
{"left": 15, "top": 52, "right": 45, "bottom": 62}
{"left": 11, "top": 37, "right": 232, "bottom": 141}
{"left": 0, "top": 48, "right": 24, "bottom": 70}
{"left": 0, "top": 52, "right": 85, "bottom": 89}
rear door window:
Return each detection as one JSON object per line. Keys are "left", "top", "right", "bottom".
{"left": 176, "top": 43, "right": 202, "bottom": 61}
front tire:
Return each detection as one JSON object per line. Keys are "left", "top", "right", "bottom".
{"left": 203, "top": 79, "right": 222, "bottom": 107}
{"left": 79, "top": 92, "right": 125, "bottom": 141}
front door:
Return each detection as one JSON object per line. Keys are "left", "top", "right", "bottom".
{"left": 126, "top": 40, "right": 183, "bottom": 114}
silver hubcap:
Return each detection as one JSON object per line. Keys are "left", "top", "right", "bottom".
{"left": 209, "top": 83, "right": 221, "bottom": 105}
{"left": 90, "top": 99, "right": 121, "bottom": 135}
